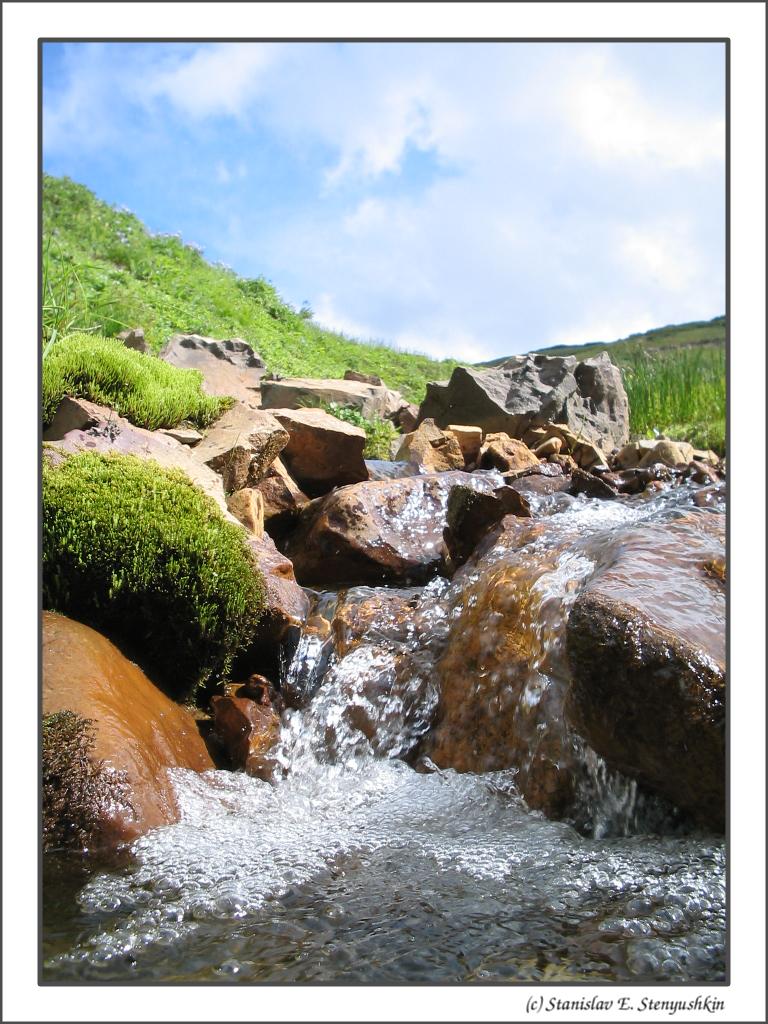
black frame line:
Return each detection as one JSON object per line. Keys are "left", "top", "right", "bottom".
{"left": 35, "top": 34, "right": 731, "bottom": 992}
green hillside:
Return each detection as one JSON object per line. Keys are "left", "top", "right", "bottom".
{"left": 42, "top": 174, "right": 725, "bottom": 452}
{"left": 42, "top": 175, "right": 458, "bottom": 402}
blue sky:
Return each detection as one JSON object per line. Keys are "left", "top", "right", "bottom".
{"left": 43, "top": 41, "right": 725, "bottom": 361}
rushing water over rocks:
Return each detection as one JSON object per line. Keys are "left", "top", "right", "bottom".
{"left": 43, "top": 483, "right": 726, "bottom": 983}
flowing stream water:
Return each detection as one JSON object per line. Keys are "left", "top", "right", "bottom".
{"left": 43, "top": 483, "right": 726, "bottom": 984}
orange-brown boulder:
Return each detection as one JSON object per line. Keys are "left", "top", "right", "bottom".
{"left": 42, "top": 612, "right": 214, "bottom": 846}
{"left": 479, "top": 433, "right": 539, "bottom": 474}
{"left": 395, "top": 419, "right": 465, "bottom": 472}
{"left": 270, "top": 407, "right": 368, "bottom": 497}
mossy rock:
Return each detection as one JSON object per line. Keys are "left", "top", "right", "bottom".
{"left": 42, "top": 331, "right": 231, "bottom": 430}
{"left": 43, "top": 451, "right": 265, "bottom": 698}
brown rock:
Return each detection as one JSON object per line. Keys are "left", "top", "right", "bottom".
{"left": 344, "top": 369, "right": 384, "bottom": 386}
{"left": 446, "top": 424, "right": 483, "bottom": 464}
{"left": 637, "top": 439, "right": 695, "bottom": 469}
{"left": 444, "top": 484, "right": 532, "bottom": 566}
{"left": 159, "top": 426, "right": 203, "bottom": 446}
{"left": 571, "top": 439, "right": 609, "bottom": 470}
{"left": 395, "top": 418, "right": 465, "bottom": 472}
{"left": 256, "top": 456, "right": 309, "bottom": 531}
{"left": 533, "top": 436, "right": 562, "bottom": 458}
{"left": 43, "top": 612, "right": 214, "bottom": 846}
{"left": 569, "top": 467, "right": 619, "bottom": 500}
{"left": 479, "top": 433, "right": 540, "bottom": 473}
{"left": 192, "top": 403, "right": 289, "bottom": 492}
{"left": 395, "top": 403, "right": 420, "bottom": 433}
{"left": 159, "top": 334, "right": 266, "bottom": 408}
{"left": 282, "top": 471, "right": 498, "bottom": 586}
{"left": 209, "top": 694, "right": 280, "bottom": 778}
{"left": 116, "top": 327, "right": 149, "bottom": 353}
{"left": 565, "top": 514, "right": 726, "bottom": 830}
{"left": 270, "top": 407, "right": 368, "bottom": 497}
{"left": 226, "top": 488, "right": 265, "bottom": 536}
{"left": 261, "top": 377, "right": 397, "bottom": 420}
{"left": 236, "top": 530, "right": 311, "bottom": 680}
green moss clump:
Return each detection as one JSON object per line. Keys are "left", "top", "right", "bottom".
{"left": 42, "top": 331, "right": 231, "bottom": 429}
{"left": 43, "top": 452, "right": 265, "bottom": 698}
{"left": 42, "top": 710, "right": 131, "bottom": 850}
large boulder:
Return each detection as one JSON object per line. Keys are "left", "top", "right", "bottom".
{"left": 281, "top": 471, "right": 499, "bottom": 586}
{"left": 191, "top": 403, "right": 289, "bottom": 492}
{"left": 159, "top": 334, "right": 266, "bottom": 408}
{"left": 565, "top": 512, "right": 726, "bottom": 830}
{"left": 418, "top": 352, "right": 629, "bottom": 451}
{"left": 42, "top": 612, "right": 214, "bottom": 847}
{"left": 43, "top": 398, "right": 230, "bottom": 515}
{"left": 260, "top": 376, "right": 407, "bottom": 421}
{"left": 422, "top": 516, "right": 584, "bottom": 820}
{"left": 394, "top": 418, "right": 465, "bottom": 472}
{"left": 270, "top": 407, "right": 368, "bottom": 497}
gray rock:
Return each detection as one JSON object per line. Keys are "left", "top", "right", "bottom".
{"left": 418, "top": 351, "right": 629, "bottom": 451}
{"left": 159, "top": 334, "right": 265, "bottom": 407}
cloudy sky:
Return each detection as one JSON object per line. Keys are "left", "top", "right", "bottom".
{"left": 43, "top": 41, "right": 725, "bottom": 361}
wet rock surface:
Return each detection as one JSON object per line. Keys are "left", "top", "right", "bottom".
{"left": 43, "top": 612, "right": 214, "bottom": 845}
{"left": 565, "top": 513, "right": 726, "bottom": 830}
{"left": 280, "top": 471, "right": 500, "bottom": 586}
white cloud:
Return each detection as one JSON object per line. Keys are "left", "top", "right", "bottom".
{"left": 143, "top": 43, "right": 280, "bottom": 118}
{"left": 620, "top": 223, "right": 700, "bottom": 293}
{"left": 561, "top": 53, "right": 724, "bottom": 170}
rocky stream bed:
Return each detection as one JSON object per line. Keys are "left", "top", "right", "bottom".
{"left": 42, "top": 336, "right": 726, "bottom": 984}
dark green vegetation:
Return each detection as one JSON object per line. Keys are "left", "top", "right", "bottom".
{"left": 42, "top": 332, "right": 231, "bottom": 430}
{"left": 483, "top": 317, "right": 726, "bottom": 454}
{"left": 620, "top": 345, "right": 726, "bottom": 453}
{"left": 42, "top": 710, "right": 131, "bottom": 850}
{"left": 315, "top": 401, "right": 399, "bottom": 460}
{"left": 43, "top": 452, "right": 265, "bottom": 699}
{"left": 43, "top": 175, "right": 458, "bottom": 401}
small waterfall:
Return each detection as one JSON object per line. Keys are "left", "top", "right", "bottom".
{"left": 43, "top": 487, "right": 725, "bottom": 983}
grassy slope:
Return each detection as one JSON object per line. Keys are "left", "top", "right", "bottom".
{"left": 43, "top": 174, "right": 725, "bottom": 450}
{"left": 42, "top": 175, "right": 458, "bottom": 403}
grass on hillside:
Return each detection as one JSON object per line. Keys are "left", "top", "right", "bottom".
{"left": 621, "top": 345, "right": 726, "bottom": 453}
{"left": 43, "top": 451, "right": 265, "bottom": 699}
{"left": 43, "top": 175, "right": 458, "bottom": 402}
{"left": 43, "top": 332, "right": 231, "bottom": 430}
